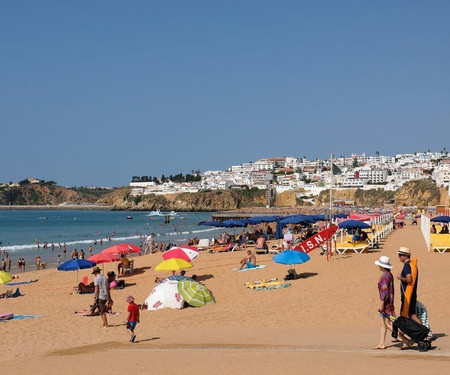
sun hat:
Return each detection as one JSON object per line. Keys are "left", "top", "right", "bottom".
{"left": 375, "top": 255, "right": 393, "bottom": 269}
{"left": 397, "top": 247, "right": 411, "bottom": 256}
{"left": 91, "top": 266, "right": 101, "bottom": 274}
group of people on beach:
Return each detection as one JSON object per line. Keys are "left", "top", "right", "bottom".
{"left": 375, "top": 246, "right": 432, "bottom": 350}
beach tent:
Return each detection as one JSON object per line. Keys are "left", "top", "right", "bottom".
{"left": 145, "top": 279, "right": 185, "bottom": 311}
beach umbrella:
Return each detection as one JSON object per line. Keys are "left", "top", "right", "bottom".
{"left": 102, "top": 244, "right": 140, "bottom": 255}
{"left": 0, "top": 271, "right": 12, "bottom": 284}
{"left": 222, "top": 219, "right": 248, "bottom": 228}
{"left": 88, "top": 253, "right": 120, "bottom": 273}
{"left": 247, "top": 216, "right": 281, "bottom": 224}
{"left": 155, "top": 258, "right": 193, "bottom": 272}
{"left": 430, "top": 215, "right": 450, "bottom": 223}
{"left": 177, "top": 280, "right": 215, "bottom": 307}
{"left": 57, "top": 259, "right": 96, "bottom": 271}
{"left": 280, "top": 215, "right": 316, "bottom": 225}
{"left": 57, "top": 259, "right": 96, "bottom": 284}
{"left": 165, "top": 275, "right": 195, "bottom": 282}
{"left": 88, "top": 253, "right": 120, "bottom": 263}
{"left": 273, "top": 250, "right": 311, "bottom": 265}
{"left": 198, "top": 220, "right": 228, "bottom": 227}
{"left": 163, "top": 247, "right": 199, "bottom": 262}
{"left": 145, "top": 279, "right": 185, "bottom": 311}
{"left": 338, "top": 220, "right": 371, "bottom": 229}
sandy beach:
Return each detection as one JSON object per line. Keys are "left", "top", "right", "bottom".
{"left": 2, "top": 220, "right": 450, "bottom": 374}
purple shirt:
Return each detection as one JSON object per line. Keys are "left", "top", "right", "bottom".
{"left": 378, "top": 271, "right": 395, "bottom": 315}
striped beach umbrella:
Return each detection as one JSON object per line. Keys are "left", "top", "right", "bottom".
{"left": 177, "top": 280, "right": 215, "bottom": 307}
{"left": 163, "top": 247, "right": 199, "bottom": 262}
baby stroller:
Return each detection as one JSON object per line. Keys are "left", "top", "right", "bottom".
{"left": 381, "top": 312, "right": 431, "bottom": 352}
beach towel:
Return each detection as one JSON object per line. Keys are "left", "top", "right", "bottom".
{"left": 11, "top": 314, "right": 43, "bottom": 320}
{"left": 401, "top": 257, "right": 418, "bottom": 317}
{"left": 245, "top": 278, "right": 291, "bottom": 291}
{"left": 6, "top": 280, "right": 37, "bottom": 286}
{"left": 254, "top": 283, "right": 291, "bottom": 291}
{"left": 0, "top": 313, "right": 42, "bottom": 321}
{"left": 233, "top": 265, "right": 267, "bottom": 272}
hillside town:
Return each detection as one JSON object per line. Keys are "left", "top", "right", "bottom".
{"left": 130, "top": 151, "right": 450, "bottom": 198}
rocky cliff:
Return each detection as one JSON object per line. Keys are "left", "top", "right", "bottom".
{"left": 98, "top": 188, "right": 267, "bottom": 211}
{"left": 315, "top": 179, "right": 449, "bottom": 208}
{"left": 0, "top": 185, "right": 110, "bottom": 206}
{"left": 394, "top": 179, "right": 449, "bottom": 207}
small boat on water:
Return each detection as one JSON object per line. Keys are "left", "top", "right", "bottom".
{"left": 126, "top": 216, "right": 133, "bottom": 220}
{"left": 148, "top": 210, "right": 163, "bottom": 217}
{"left": 167, "top": 211, "right": 177, "bottom": 216}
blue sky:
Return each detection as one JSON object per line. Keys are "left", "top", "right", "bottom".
{"left": 1, "top": 1, "right": 449, "bottom": 187}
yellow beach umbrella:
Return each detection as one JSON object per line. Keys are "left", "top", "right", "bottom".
{"left": 0, "top": 271, "right": 13, "bottom": 284}
{"left": 154, "top": 258, "right": 193, "bottom": 272}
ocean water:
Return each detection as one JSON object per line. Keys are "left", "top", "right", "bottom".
{"left": 0, "top": 210, "right": 220, "bottom": 271}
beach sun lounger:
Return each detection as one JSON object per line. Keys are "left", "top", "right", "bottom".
{"left": 335, "top": 242, "right": 369, "bottom": 254}
{"left": 431, "top": 234, "right": 450, "bottom": 253}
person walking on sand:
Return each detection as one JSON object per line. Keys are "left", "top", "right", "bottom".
{"left": 397, "top": 247, "right": 421, "bottom": 324}
{"left": 92, "top": 266, "right": 113, "bottom": 328}
{"left": 126, "top": 295, "right": 140, "bottom": 343}
{"left": 374, "top": 256, "right": 396, "bottom": 349}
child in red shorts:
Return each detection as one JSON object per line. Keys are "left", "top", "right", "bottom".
{"left": 126, "top": 295, "right": 140, "bottom": 343}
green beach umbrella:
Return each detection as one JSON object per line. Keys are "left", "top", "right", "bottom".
{"left": 177, "top": 280, "right": 215, "bottom": 307}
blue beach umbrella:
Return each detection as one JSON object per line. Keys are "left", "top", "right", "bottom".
{"left": 57, "top": 259, "right": 96, "bottom": 271}
{"left": 247, "top": 216, "right": 281, "bottom": 224}
{"left": 273, "top": 250, "right": 310, "bottom": 265}
{"left": 198, "top": 220, "right": 228, "bottom": 227}
{"left": 280, "top": 215, "right": 316, "bottom": 225}
{"left": 338, "top": 220, "right": 371, "bottom": 229}
{"left": 58, "top": 259, "right": 96, "bottom": 285}
{"left": 222, "top": 219, "right": 248, "bottom": 228}
{"left": 430, "top": 215, "right": 450, "bottom": 223}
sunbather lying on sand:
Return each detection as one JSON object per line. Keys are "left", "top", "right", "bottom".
{"left": 75, "top": 300, "right": 114, "bottom": 316}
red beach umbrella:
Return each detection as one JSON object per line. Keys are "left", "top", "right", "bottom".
{"left": 102, "top": 244, "right": 140, "bottom": 255}
{"left": 163, "top": 246, "right": 199, "bottom": 261}
{"left": 178, "top": 245, "right": 199, "bottom": 252}
{"left": 88, "top": 253, "right": 120, "bottom": 264}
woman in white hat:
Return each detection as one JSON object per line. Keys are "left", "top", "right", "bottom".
{"left": 374, "top": 255, "right": 395, "bottom": 349}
